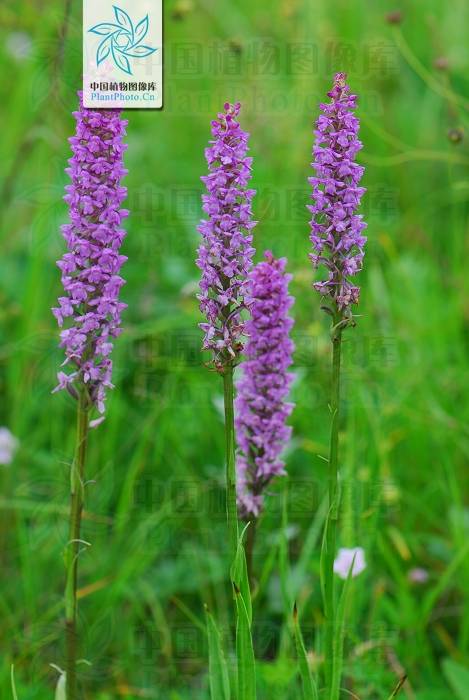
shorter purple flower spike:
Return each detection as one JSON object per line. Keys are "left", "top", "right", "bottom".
{"left": 52, "top": 93, "right": 129, "bottom": 413}
{"left": 308, "top": 72, "right": 367, "bottom": 314}
{"left": 235, "top": 252, "right": 295, "bottom": 518}
{"left": 196, "top": 102, "right": 256, "bottom": 368}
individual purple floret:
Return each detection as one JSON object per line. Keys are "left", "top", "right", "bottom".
{"left": 52, "top": 93, "right": 129, "bottom": 413}
{"left": 235, "top": 252, "right": 295, "bottom": 518}
{"left": 196, "top": 102, "right": 256, "bottom": 368}
{"left": 308, "top": 72, "right": 367, "bottom": 314}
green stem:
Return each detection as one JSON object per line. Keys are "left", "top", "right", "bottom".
{"left": 324, "top": 316, "right": 342, "bottom": 691}
{"left": 245, "top": 518, "right": 257, "bottom": 588}
{"left": 222, "top": 366, "right": 239, "bottom": 566}
{"left": 65, "top": 390, "right": 90, "bottom": 700}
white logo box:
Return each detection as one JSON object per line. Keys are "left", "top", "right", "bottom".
{"left": 83, "top": 0, "right": 163, "bottom": 109}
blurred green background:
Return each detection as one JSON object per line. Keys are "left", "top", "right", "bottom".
{"left": 1, "top": 0, "right": 468, "bottom": 698}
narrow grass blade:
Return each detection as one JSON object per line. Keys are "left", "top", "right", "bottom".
{"left": 319, "top": 504, "right": 334, "bottom": 688}
{"left": 205, "top": 606, "right": 230, "bottom": 700}
{"left": 330, "top": 564, "right": 354, "bottom": 700}
{"left": 231, "top": 522, "right": 252, "bottom": 625}
{"left": 279, "top": 489, "right": 292, "bottom": 612}
{"left": 386, "top": 675, "right": 407, "bottom": 699}
{"left": 422, "top": 542, "right": 469, "bottom": 623}
{"left": 319, "top": 504, "right": 333, "bottom": 613}
{"left": 293, "top": 603, "right": 318, "bottom": 700}
{"left": 293, "top": 496, "right": 328, "bottom": 598}
{"left": 442, "top": 658, "right": 469, "bottom": 700}
{"left": 233, "top": 582, "right": 256, "bottom": 700}
{"left": 10, "top": 666, "right": 18, "bottom": 700}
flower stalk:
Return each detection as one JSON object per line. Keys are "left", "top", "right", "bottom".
{"left": 64, "top": 389, "right": 90, "bottom": 700}
{"left": 196, "top": 102, "right": 256, "bottom": 568}
{"left": 223, "top": 365, "right": 239, "bottom": 562}
{"left": 324, "top": 313, "right": 342, "bottom": 689}
{"left": 308, "top": 72, "right": 367, "bottom": 692}
{"left": 197, "top": 104, "right": 257, "bottom": 693}
{"left": 53, "top": 93, "right": 128, "bottom": 699}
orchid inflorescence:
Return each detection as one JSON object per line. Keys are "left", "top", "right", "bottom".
{"left": 53, "top": 93, "right": 128, "bottom": 414}
{"left": 196, "top": 102, "right": 256, "bottom": 371}
{"left": 235, "top": 252, "right": 295, "bottom": 518}
{"left": 308, "top": 72, "right": 367, "bottom": 322}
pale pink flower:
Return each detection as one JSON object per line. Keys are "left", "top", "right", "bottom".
{"left": 333, "top": 547, "right": 366, "bottom": 579}
{"left": 0, "top": 427, "right": 19, "bottom": 465}
{"left": 408, "top": 567, "right": 429, "bottom": 584}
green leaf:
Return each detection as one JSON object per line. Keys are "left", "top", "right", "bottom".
{"left": 422, "top": 543, "right": 469, "bottom": 623}
{"left": 319, "top": 505, "right": 334, "bottom": 689}
{"left": 442, "top": 658, "right": 469, "bottom": 700}
{"left": 205, "top": 607, "right": 230, "bottom": 700}
{"left": 231, "top": 522, "right": 252, "bottom": 626}
{"left": 292, "top": 496, "right": 328, "bottom": 598}
{"left": 319, "top": 506, "right": 332, "bottom": 614}
{"left": 234, "top": 582, "right": 256, "bottom": 700}
{"left": 293, "top": 604, "right": 318, "bottom": 700}
{"left": 55, "top": 673, "right": 66, "bottom": 700}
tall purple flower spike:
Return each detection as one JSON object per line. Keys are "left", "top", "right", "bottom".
{"left": 52, "top": 93, "right": 129, "bottom": 413}
{"left": 196, "top": 102, "right": 256, "bottom": 369}
{"left": 308, "top": 72, "right": 367, "bottom": 315}
{"left": 235, "top": 252, "right": 295, "bottom": 518}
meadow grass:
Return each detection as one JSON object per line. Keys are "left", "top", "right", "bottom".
{"left": 0, "top": 0, "right": 468, "bottom": 698}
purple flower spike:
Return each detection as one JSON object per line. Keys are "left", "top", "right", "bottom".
{"left": 52, "top": 93, "right": 129, "bottom": 413}
{"left": 308, "top": 73, "right": 367, "bottom": 314}
{"left": 196, "top": 102, "right": 256, "bottom": 368}
{"left": 235, "top": 252, "right": 295, "bottom": 518}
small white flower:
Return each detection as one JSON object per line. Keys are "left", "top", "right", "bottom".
{"left": 408, "top": 567, "right": 429, "bottom": 584}
{"left": 333, "top": 547, "right": 366, "bottom": 579}
{"left": 6, "top": 32, "right": 33, "bottom": 60}
{"left": 0, "top": 427, "right": 19, "bottom": 465}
